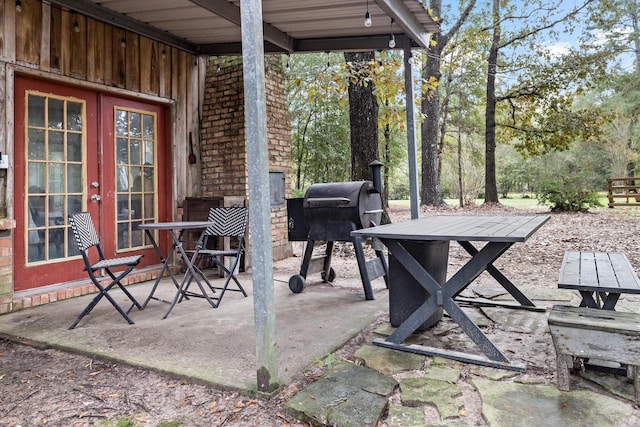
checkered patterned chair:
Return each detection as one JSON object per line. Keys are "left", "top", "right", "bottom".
{"left": 68, "top": 212, "right": 143, "bottom": 329}
{"left": 186, "top": 207, "right": 248, "bottom": 307}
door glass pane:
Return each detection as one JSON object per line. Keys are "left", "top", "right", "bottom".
{"left": 28, "top": 129, "right": 45, "bottom": 160}
{"left": 67, "top": 164, "right": 82, "bottom": 193}
{"left": 116, "top": 138, "right": 128, "bottom": 164}
{"left": 68, "top": 195, "right": 83, "bottom": 216}
{"left": 28, "top": 162, "right": 46, "bottom": 191}
{"left": 144, "top": 140, "right": 154, "bottom": 165}
{"left": 130, "top": 140, "right": 141, "bottom": 165}
{"left": 67, "top": 102, "right": 83, "bottom": 131}
{"left": 115, "top": 108, "right": 157, "bottom": 251}
{"left": 25, "top": 92, "right": 85, "bottom": 264}
{"left": 130, "top": 112, "right": 141, "bottom": 137}
{"left": 48, "top": 163, "right": 64, "bottom": 193}
{"left": 117, "top": 222, "right": 129, "bottom": 250}
{"left": 28, "top": 95, "right": 45, "bottom": 127}
{"left": 48, "top": 98, "right": 64, "bottom": 129}
{"left": 48, "top": 131, "right": 64, "bottom": 161}
{"left": 48, "top": 195, "right": 65, "bottom": 259}
{"left": 27, "top": 193, "right": 46, "bottom": 262}
{"left": 115, "top": 110, "right": 128, "bottom": 136}
{"left": 143, "top": 115, "right": 154, "bottom": 138}
{"left": 67, "top": 133, "right": 82, "bottom": 162}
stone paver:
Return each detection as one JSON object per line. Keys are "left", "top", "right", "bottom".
{"left": 472, "top": 378, "right": 635, "bottom": 427}
{"left": 480, "top": 308, "right": 546, "bottom": 334}
{"left": 424, "top": 364, "right": 460, "bottom": 383}
{"left": 286, "top": 301, "right": 640, "bottom": 426}
{"left": 581, "top": 370, "right": 635, "bottom": 401}
{"left": 354, "top": 344, "right": 426, "bottom": 375}
{"left": 473, "top": 366, "right": 520, "bottom": 381}
{"left": 386, "top": 405, "right": 426, "bottom": 427}
{"left": 285, "top": 362, "right": 397, "bottom": 427}
{"left": 399, "top": 376, "right": 464, "bottom": 420}
{"left": 493, "top": 288, "right": 574, "bottom": 303}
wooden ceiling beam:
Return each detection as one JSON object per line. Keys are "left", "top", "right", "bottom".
{"left": 200, "top": 34, "right": 419, "bottom": 55}
{"left": 374, "top": 0, "right": 439, "bottom": 48}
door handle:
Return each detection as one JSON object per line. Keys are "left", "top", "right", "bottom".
{"left": 91, "top": 194, "right": 101, "bottom": 202}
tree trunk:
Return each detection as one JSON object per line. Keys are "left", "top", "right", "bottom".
{"left": 420, "top": 0, "right": 476, "bottom": 206}
{"left": 457, "top": 116, "right": 464, "bottom": 207}
{"left": 381, "top": 123, "right": 391, "bottom": 224}
{"left": 628, "top": 6, "right": 640, "bottom": 177}
{"left": 421, "top": 29, "right": 444, "bottom": 206}
{"left": 294, "top": 111, "right": 312, "bottom": 192}
{"left": 345, "top": 51, "right": 380, "bottom": 181}
{"left": 383, "top": 123, "right": 390, "bottom": 208}
{"left": 484, "top": 0, "right": 501, "bottom": 204}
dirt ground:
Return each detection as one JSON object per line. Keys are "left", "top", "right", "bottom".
{"left": 1, "top": 204, "right": 639, "bottom": 426}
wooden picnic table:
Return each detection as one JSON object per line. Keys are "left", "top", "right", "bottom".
{"left": 352, "top": 214, "right": 550, "bottom": 371}
{"left": 558, "top": 251, "right": 640, "bottom": 310}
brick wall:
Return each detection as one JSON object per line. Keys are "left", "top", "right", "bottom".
{"left": 0, "top": 213, "right": 160, "bottom": 314}
{"left": 0, "top": 227, "right": 13, "bottom": 312}
{"left": 0, "top": 268, "right": 160, "bottom": 315}
{"left": 202, "top": 56, "right": 292, "bottom": 261}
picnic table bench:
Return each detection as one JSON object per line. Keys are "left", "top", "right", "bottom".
{"left": 558, "top": 251, "right": 640, "bottom": 310}
{"left": 550, "top": 251, "right": 640, "bottom": 400}
{"left": 548, "top": 305, "right": 640, "bottom": 403}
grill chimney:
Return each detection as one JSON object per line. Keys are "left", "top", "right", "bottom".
{"left": 369, "top": 160, "right": 383, "bottom": 194}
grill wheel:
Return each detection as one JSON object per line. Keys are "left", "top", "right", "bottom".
{"left": 289, "top": 275, "right": 305, "bottom": 293}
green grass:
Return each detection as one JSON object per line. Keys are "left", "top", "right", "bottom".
{"left": 389, "top": 194, "right": 541, "bottom": 209}
{"left": 390, "top": 192, "right": 612, "bottom": 210}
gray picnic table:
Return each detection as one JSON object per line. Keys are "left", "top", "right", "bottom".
{"left": 558, "top": 251, "right": 640, "bottom": 310}
{"left": 352, "top": 214, "right": 550, "bottom": 371}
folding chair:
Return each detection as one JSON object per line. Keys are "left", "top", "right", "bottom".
{"left": 68, "top": 212, "right": 143, "bottom": 329}
{"left": 187, "top": 206, "right": 249, "bottom": 307}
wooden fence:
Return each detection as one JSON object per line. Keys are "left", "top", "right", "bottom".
{"left": 607, "top": 177, "right": 640, "bottom": 208}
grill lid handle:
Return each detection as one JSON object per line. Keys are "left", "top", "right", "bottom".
{"left": 306, "top": 197, "right": 351, "bottom": 207}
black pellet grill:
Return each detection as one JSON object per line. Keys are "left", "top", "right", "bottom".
{"left": 287, "top": 163, "right": 389, "bottom": 299}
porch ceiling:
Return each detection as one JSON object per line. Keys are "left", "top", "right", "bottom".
{"left": 47, "top": 0, "right": 440, "bottom": 55}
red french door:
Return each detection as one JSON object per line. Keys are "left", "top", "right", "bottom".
{"left": 99, "top": 94, "right": 172, "bottom": 265}
{"left": 14, "top": 77, "right": 171, "bottom": 291}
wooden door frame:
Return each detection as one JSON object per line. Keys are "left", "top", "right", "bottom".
{"left": 99, "top": 94, "right": 173, "bottom": 265}
{"left": 13, "top": 76, "right": 99, "bottom": 289}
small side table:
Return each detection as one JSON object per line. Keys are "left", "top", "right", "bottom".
{"left": 138, "top": 221, "right": 216, "bottom": 318}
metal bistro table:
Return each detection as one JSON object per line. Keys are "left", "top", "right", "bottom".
{"left": 138, "top": 221, "right": 216, "bottom": 319}
{"left": 352, "top": 215, "right": 550, "bottom": 371}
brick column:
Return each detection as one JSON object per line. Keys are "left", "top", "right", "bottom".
{"left": 202, "top": 56, "right": 292, "bottom": 261}
{"left": 0, "top": 220, "right": 15, "bottom": 313}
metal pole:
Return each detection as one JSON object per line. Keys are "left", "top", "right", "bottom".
{"left": 240, "top": 0, "right": 279, "bottom": 393}
{"left": 404, "top": 45, "right": 420, "bottom": 219}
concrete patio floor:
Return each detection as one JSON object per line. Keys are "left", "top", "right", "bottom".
{"left": 3, "top": 256, "right": 640, "bottom": 426}
{"left": 0, "top": 258, "right": 389, "bottom": 394}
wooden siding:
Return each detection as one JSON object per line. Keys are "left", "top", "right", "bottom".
{"left": 10, "top": 0, "right": 183, "bottom": 97}
{"left": 16, "top": 0, "right": 42, "bottom": 65}
{"left": 0, "top": 0, "right": 203, "bottom": 215}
